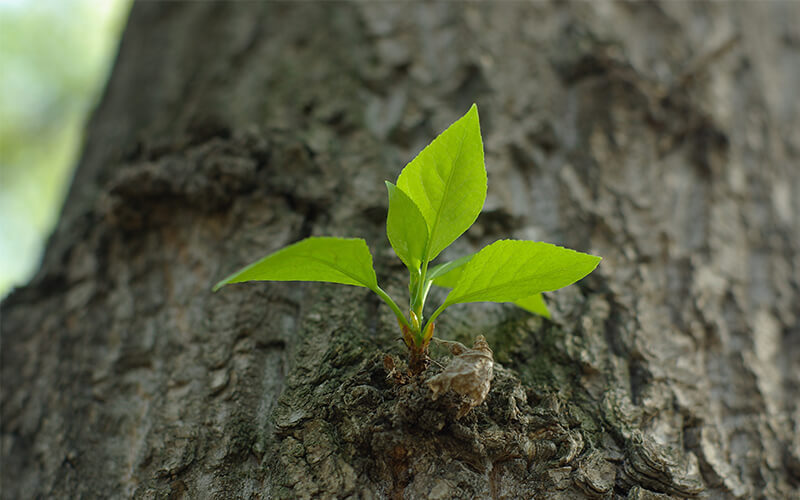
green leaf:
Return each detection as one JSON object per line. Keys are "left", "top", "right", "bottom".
{"left": 396, "top": 104, "right": 486, "bottom": 262}
{"left": 213, "top": 237, "right": 379, "bottom": 292}
{"left": 431, "top": 253, "right": 551, "bottom": 318}
{"left": 429, "top": 253, "right": 474, "bottom": 286}
{"left": 385, "top": 181, "right": 428, "bottom": 271}
{"left": 443, "top": 240, "right": 601, "bottom": 307}
{"left": 513, "top": 294, "right": 551, "bottom": 319}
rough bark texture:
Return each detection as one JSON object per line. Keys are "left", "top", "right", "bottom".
{"left": 2, "top": 2, "right": 799, "bottom": 499}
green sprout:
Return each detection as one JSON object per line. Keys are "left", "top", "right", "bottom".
{"left": 213, "top": 105, "right": 601, "bottom": 374}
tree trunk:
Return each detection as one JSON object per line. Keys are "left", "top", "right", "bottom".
{"left": 2, "top": 2, "right": 798, "bottom": 498}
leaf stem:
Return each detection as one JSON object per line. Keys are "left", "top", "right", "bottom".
{"left": 424, "top": 301, "right": 448, "bottom": 333}
{"left": 411, "top": 259, "right": 431, "bottom": 344}
{"left": 374, "top": 286, "right": 411, "bottom": 329}
{"left": 416, "top": 260, "right": 429, "bottom": 313}
{"left": 420, "top": 279, "right": 433, "bottom": 308}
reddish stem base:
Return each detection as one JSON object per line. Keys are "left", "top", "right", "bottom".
{"left": 408, "top": 344, "right": 430, "bottom": 376}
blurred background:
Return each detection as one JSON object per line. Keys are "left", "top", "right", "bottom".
{"left": 0, "top": 0, "right": 130, "bottom": 298}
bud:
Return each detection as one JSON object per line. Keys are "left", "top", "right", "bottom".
{"left": 397, "top": 318, "right": 415, "bottom": 349}
{"left": 422, "top": 321, "right": 435, "bottom": 345}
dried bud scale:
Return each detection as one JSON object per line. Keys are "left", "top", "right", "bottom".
{"left": 427, "top": 335, "right": 494, "bottom": 418}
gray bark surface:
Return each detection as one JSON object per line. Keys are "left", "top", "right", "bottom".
{"left": 2, "top": 2, "right": 799, "bottom": 499}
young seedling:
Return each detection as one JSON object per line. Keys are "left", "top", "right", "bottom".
{"left": 213, "top": 104, "right": 601, "bottom": 374}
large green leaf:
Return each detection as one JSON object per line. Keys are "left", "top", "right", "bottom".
{"left": 385, "top": 181, "right": 428, "bottom": 271}
{"left": 396, "top": 104, "right": 486, "bottom": 262}
{"left": 443, "top": 240, "right": 601, "bottom": 307}
{"left": 431, "top": 252, "right": 551, "bottom": 318}
{"left": 213, "top": 237, "right": 379, "bottom": 292}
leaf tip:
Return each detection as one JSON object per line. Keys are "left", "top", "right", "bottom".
{"left": 385, "top": 180, "right": 397, "bottom": 197}
{"left": 467, "top": 103, "right": 479, "bottom": 121}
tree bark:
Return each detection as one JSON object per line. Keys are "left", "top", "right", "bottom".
{"left": 2, "top": 2, "right": 799, "bottom": 498}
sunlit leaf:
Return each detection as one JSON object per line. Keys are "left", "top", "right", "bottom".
{"left": 396, "top": 104, "right": 486, "bottom": 262}
{"left": 213, "top": 237, "right": 379, "bottom": 292}
{"left": 432, "top": 252, "right": 552, "bottom": 318}
{"left": 385, "top": 181, "right": 428, "bottom": 272}
{"left": 443, "top": 240, "right": 601, "bottom": 307}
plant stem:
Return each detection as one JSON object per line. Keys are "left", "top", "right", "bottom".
{"left": 374, "top": 286, "right": 411, "bottom": 329}
{"left": 420, "top": 279, "right": 433, "bottom": 307}
{"left": 416, "top": 260, "right": 429, "bottom": 314}
{"left": 423, "top": 301, "right": 448, "bottom": 333}
{"left": 411, "top": 259, "right": 430, "bottom": 344}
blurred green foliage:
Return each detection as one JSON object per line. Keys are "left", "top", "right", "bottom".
{"left": 0, "top": 0, "right": 130, "bottom": 297}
